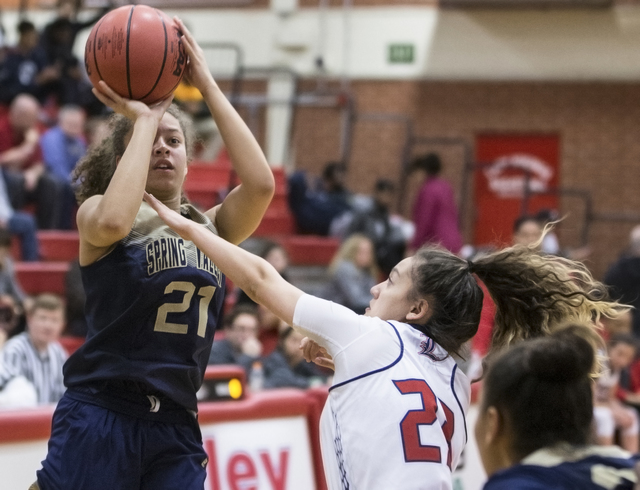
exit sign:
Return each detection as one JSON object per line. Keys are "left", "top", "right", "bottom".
{"left": 388, "top": 44, "right": 415, "bottom": 64}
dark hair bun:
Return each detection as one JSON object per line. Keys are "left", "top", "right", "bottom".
{"left": 527, "top": 326, "right": 595, "bottom": 383}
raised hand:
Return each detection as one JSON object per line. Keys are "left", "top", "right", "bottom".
{"left": 143, "top": 192, "right": 196, "bottom": 240}
{"left": 173, "top": 17, "right": 214, "bottom": 93}
{"left": 92, "top": 80, "right": 173, "bottom": 123}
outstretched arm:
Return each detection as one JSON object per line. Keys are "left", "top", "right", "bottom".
{"left": 144, "top": 192, "right": 301, "bottom": 325}
{"left": 174, "top": 18, "right": 274, "bottom": 245}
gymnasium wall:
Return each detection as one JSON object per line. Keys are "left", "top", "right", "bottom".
{"left": 2, "top": 4, "right": 639, "bottom": 276}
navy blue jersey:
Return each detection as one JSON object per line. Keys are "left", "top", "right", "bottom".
{"left": 484, "top": 445, "right": 640, "bottom": 490}
{"left": 64, "top": 202, "right": 225, "bottom": 411}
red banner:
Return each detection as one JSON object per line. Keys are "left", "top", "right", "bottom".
{"left": 474, "top": 134, "right": 560, "bottom": 246}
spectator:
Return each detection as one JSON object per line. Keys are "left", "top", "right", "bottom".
{"left": 535, "top": 208, "right": 561, "bottom": 254}
{"left": 593, "top": 335, "right": 639, "bottom": 453}
{"left": 0, "top": 228, "right": 27, "bottom": 313}
{"left": 174, "top": 80, "right": 222, "bottom": 161}
{"left": 208, "top": 304, "right": 262, "bottom": 374}
{"left": 257, "top": 303, "right": 287, "bottom": 357}
{"left": 40, "top": 104, "right": 87, "bottom": 229}
{"left": 0, "top": 20, "right": 58, "bottom": 105}
{"left": 263, "top": 326, "right": 326, "bottom": 389}
{"left": 320, "top": 234, "right": 378, "bottom": 314}
{"left": 288, "top": 162, "right": 352, "bottom": 235}
{"left": 512, "top": 215, "right": 543, "bottom": 248}
{"left": 343, "top": 179, "right": 408, "bottom": 276}
{"left": 236, "top": 240, "right": 290, "bottom": 307}
{"left": 410, "top": 153, "right": 462, "bottom": 253}
{"left": 0, "top": 94, "right": 63, "bottom": 229}
{"left": 0, "top": 294, "right": 67, "bottom": 405}
{"left": 606, "top": 225, "right": 640, "bottom": 338}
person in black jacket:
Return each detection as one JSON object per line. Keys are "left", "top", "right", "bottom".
{"left": 605, "top": 225, "right": 640, "bottom": 338}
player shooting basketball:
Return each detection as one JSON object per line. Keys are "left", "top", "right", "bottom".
{"left": 35, "top": 18, "right": 274, "bottom": 489}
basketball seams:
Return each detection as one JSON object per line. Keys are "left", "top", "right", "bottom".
{"left": 92, "top": 16, "right": 105, "bottom": 83}
{"left": 125, "top": 5, "right": 135, "bottom": 99}
{"left": 139, "top": 11, "right": 169, "bottom": 103}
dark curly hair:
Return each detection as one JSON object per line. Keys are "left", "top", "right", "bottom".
{"left": 72, "top": 104, "right": 196, "bottom": 204}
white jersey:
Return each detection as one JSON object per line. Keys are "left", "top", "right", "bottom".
{"left": 293, "top": 295, "right": 470, "bottom": 490}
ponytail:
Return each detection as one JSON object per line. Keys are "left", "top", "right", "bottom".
{"left": 470, "top": 244, "right": 624, "bottom": 354}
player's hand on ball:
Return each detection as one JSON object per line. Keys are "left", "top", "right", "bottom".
{"left": 301, "top": 337, "right": 334, "bottom": 371}
{"left": 174, "top": 17, "right": 214, "bottom": 93}
{"left": 92, "top": 80, "right": 174, "bottom": 123}
{"left": 144, "top": 192, "right": 195, "bottom": 240}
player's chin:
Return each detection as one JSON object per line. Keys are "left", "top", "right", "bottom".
{"left": 364, "top": 307, "right": 371, "bottom": 316}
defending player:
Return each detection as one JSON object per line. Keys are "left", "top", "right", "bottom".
{"left": 476, "top": 325, "right": 640, "bottom": 489}
{"left": 145, "top": 191, "right": 623, "bottom": 490}
{"left": 35, "top": 19, "right": 274, "bottom": 489}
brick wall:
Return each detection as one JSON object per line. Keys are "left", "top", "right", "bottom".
{"left": 291, "top": 80, "right": 640, "bottom": 279}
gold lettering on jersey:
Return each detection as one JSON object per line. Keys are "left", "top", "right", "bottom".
{"left": 146, "top": 237, "right": 188, "bottom": 275}
{"left": 196, "top": 248, "right": 223, "bottom": 284}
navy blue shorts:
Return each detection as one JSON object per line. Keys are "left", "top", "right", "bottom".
{"left": 37, "top": 387, "right": 208, "bottom": 490}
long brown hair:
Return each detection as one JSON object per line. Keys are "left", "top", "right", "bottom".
{"left": 72, "top": 104, "right": 196, "bottom": 204}
{"left": 408, "top": 244, "right": 624, "bottom": 357}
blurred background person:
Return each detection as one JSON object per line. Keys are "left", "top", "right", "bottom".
{"left": 0, "top": 294, "right": 67, "bottom": 406}
{"left": 593, "top": 334, "right": 639, "bottom": 453}
{"left": 208, "top": 304, "right": 262, "bottom": 374}
{"left": 320, "top": 233, "right": 377, "bottom": 314}
{"left": 605, "top": 225, "right": 640, "bottom": 339}
{"left": 236, "top": 240, "right": 290, "bottom": 307}
{"left": 512, "top": 215, "right": 543, "bottom": 248}
{"left": 410, "top": 153, "right": 462, "bottom": 254}
{"left": 0, "top": 94, "right": 62, "bottom": 230}
{"left": 263, "top": 326, "right": 327, "bottom": 389}
{"left": 342, "top": 178, "right": 408, "bottom": 276}
{"left": 0, "top": 20, "right": 58, "bottom": 105}
{"left": 288, "top": 161, "right": 352, "bottom": 236}
{"left": 40, "top": 104, "right": 86, "bottom": 229}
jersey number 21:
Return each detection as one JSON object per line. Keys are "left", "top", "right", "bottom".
{"left": 394, "top": 379, "right": 455, "bottom": 470}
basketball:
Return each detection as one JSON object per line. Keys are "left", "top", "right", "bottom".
{"left": 84, "top": 5, "right": 186, "bottom": 104}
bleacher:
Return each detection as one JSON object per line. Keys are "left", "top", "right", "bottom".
{"left": 13, "top": 164, "right": 338, "bottom": 299}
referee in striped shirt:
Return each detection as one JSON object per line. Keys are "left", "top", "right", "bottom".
{"left": 0, "top": 294, "right": 67, "bottom": 404}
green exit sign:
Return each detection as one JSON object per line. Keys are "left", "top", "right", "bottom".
{"left": 388, "top": 44, "right": 415, "bottom": 64}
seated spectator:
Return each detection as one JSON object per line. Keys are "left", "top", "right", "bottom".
{"left": 0, "top": 21, "right": 58, "bottom": 105}
{"left": 174, "top": 80, "right": 222, "bottom": 161}
{"left": 320, "top": 234, "right": 378, "bottom": 314}
{"left": 593, "top": 335, "right": 639, "bottom": 453}
{"left": 40, "top": 104, "right": 87, "bottom": 229}
{"left": 288, "top": 162, "right": 352, "bottom": 235}
{"left": 0, "top": 294, "right": 67, "bottom": 405}
{"left": 341, "top": 179, "right": 408, "bottom": 276}
{"left": 512, "top": 215, "right": 543, "bottom": 248}
{"left": 236, "top": 240, "right": 290, "bottom": 308}
{"left": 263, "top": 326, "right": 327, "bottom": 389}
{"left": 257, "top": 303, "right": 287, "bottom": 357}
{"left": 0, "top": 161, "right": 39, "bottom": 261}
{"left": 0, "top": 94, "right": 63, "bottom": 229}
{"left": 0, "top": 228, "right": 28, "bottom": 317}
{"left": 476, "top": 325, "right": 640, "bottom": 489}
{"left": 208, "top": 304, "right": 262, "bottom": 374}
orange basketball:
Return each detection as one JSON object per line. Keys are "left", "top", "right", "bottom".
{"left": 84, "top": 5, "right": 186, "bottom": 104}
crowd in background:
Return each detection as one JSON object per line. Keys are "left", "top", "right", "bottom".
{"left": 1, "top": 5, "right": 640, "bottom": 464}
